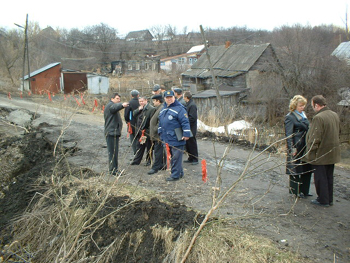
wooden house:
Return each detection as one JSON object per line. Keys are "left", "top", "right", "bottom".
{"left": 181, "top": 43, "right": 282, "bottom": 94}
{"left": 111, "top": 57, "right": 160, "bottom": 75}
{"left": 160, "top": 45, "right": 205, "bottom": 73}
{"left": 125, "top": 30, "right": 153, "bottom": 42}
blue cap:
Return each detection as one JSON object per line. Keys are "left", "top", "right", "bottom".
{"left": 164, "top": 90, "right": 175, "bottom": 97}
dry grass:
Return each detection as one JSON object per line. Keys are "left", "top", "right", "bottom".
{"left": 1, "top": 166, "right": 309, "bottom": 263}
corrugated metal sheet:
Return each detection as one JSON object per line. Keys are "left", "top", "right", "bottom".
{"left": 191, "top": 45, "right": 227, "bottom": 69}
{"left": 24, "top": 62, "right": 60, "bottom": 79}
{"left": 187, "top": 44, "right": 205, "bottom": 54}
{"left": 182, "top": 68, "right": 243, "bottom": 78}
{"left": 216, "top": 44, "right": 269, "bottom": 71}
{"left": 332, "top": 41, "right": 350, "bottom": 62}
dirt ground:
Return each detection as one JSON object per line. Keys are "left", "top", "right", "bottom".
{"left": 0, "top": 94, "right": 349, "bottom": 262}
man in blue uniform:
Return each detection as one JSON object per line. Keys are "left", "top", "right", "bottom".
{"left": 158, "top": 90, "right": 191, "bottom": 181}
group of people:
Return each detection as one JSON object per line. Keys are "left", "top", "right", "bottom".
{"left": 104, "top": 90, "right": 341, "bottom": 205}
{"left": 104, "top": 84, "right": 199, "bottom": 182}
{"left": 284, "top": 95, "right": 340, "bottom": 207}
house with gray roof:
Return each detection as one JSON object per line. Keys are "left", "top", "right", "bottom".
{"left": 182, "top": 43, "right": 283, "bottom": 122}
{"left": 181, "top": 43, "right": 282, "bottom": 94}
{"left": 125, "top": 30, "right": 153, "bottom": 42}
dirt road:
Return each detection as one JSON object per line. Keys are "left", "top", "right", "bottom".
{"left": 1, "top": 95, "right": 349, "bottom": 263}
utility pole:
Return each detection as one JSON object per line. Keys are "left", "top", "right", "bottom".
{"left": 15, "top": 14, "right": 30, "bottom": 92}
{"left": 25, "top": 14, "right": 30, "bottom": 91}
{"left": 199, "top": 25, "right": 228, "bottom": 136}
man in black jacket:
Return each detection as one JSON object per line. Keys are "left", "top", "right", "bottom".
{"left": 104, "top": 93, "right": 129, "bottom": 175}
{"left": 183, "top": 91, "right": 199, "bottom": 164}
{"left": 131, "top": 96, "right": 155, "bottom": 165}
{"left": 124, "top": 90, "right": 140, "bottom": 155}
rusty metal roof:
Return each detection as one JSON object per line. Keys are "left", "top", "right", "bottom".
{"left": 182, "top": 43, "right": 271, "bottom": 78}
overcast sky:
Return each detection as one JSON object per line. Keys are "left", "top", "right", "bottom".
{"left": 1, "top": 0, "right": 349, "bottom": 37}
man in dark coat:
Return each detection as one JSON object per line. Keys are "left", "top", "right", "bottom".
{"left": 104, "top": 92, "right": 129, "bottom": 175}
{"left": 148, "top": 94, "right": 166, "bottom": 174}
{"left": 131, "top": 96, "right": 155, "bottom": 165}
{"left": 173, "top": 87, "right": 186, "bottom": 106}
{"left": 304, "top": 95, "right": 341, "bottom": 207}
{"left": 124, "top": 90, "right": 140, "bottom": 155}
{"left": 183, "top": 91, "right": 198, "bottom": 164}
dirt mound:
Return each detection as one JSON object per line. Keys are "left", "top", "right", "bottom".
{"left": 0, "top": 128, "right": 206, "bottom": 262}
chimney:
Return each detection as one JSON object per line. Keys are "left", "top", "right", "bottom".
{"left": 225, "top": 41, "right": 231, "bottom": 48}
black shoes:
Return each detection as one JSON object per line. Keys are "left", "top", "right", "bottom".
{"left": 147, "top": 169, "right": 158, "bottom": 175}
{"left": 166, "top": 177, "right": 179, "bottom": 181}
{"left": 297, "top": 193, "right": 313, "bottom": 198}
{"left": 311, "top": 199, "right": 330, "bottom": 207}
{"left": 184, "top": 160, "right": 199, "bottom": 165}
{"left": 144, "top": 162, "right": 151, "bottom": 166}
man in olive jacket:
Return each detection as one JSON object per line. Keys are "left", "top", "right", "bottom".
{"left": 304, "top": 95, "right": 341, "bottom": 207}
{"left": 104, "top": 93, "right": 129, "bottom": 175}
{"left": 148, "top": 94, "right": 165, "bottom": 174}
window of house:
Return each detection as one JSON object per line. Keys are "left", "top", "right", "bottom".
{"left": 145, "top": 62, "right": 149, "bottom": 70}
{"left": 152, "top": 63, "right": 157, "bottom": 71}
{"left": 178, "top": 57, "right": 185, "bottom": 64}
{"left": 136, "top": 63, "right": 140, "bottom": 70}
{"left": 189, "top": 58, "right": 197, "bottom": 65}
{"left": 128, "top": 63, "right": 133, "bottom": 71}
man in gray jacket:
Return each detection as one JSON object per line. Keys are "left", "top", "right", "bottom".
{"left": 304, "top": 95, "right": 341, "bottom": 207}
{"left": 104, "top": 93, "right": 129, "bottom": 175}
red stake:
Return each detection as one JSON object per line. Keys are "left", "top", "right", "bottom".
{"left": 47, "top": 91, "right": 52, "bottom": 102}
{"left": 166, "top": 143, "right": 171, "bottom": 170}
{"left": 201, "top": 159, "right": 208, "bottom": 182}
{"left": 73, "top": 96, "right": 81, "bottom": 106}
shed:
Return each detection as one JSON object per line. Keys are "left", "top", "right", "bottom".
{"left": 62, "top": 71, "right": 109, "bottom": 94}
{"left": 22, "top": 62, "right": 61, "bottom": 94}
{"left": 192, "top": 85, "right": 249, "bottom": 122}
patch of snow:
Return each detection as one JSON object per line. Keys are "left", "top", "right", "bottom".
{"left": 198, "top": 120, "right": 252, "bottom": 135}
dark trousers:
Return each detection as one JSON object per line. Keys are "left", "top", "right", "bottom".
{"left": 186, "top": 136, "right": 198, "bottom": 162}
{"left": 170, "top": 145, "right": 184, "bottom": 179}
{"left": 129, "top": 133, "right": 137, "bottom": 155}
{"left": 132, "top": 136, "right": 152, "bottom": 165}
{"left": 289, "top": 162, "right": 312, "bottom": 196}
{"left": 313, "top": 164, "right": 334, "bottom": 205}
{"left": 152, "top": 141, "right": 165, "bottom": 171}
{"left": 106, "top": 135, "right": 120, "bottom": 174}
